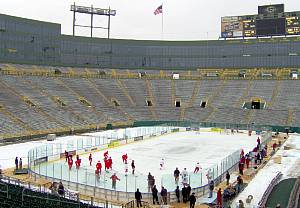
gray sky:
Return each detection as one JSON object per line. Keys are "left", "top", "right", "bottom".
{"left": 0, "top": 0, "right": 298, "bottom": 40}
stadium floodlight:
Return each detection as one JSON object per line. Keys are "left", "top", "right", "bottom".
{"left": 70, "top": 3, "right": 116, "bottom": 38}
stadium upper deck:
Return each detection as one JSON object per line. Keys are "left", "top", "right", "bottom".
{"left": 0, "top": 13, "right": 300, "bottom": 69}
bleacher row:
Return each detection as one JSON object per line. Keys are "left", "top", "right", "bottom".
{"left": 0, "top": 67, "right": 300, "bottom": 138}
{"left": 0, "top": 181, "right": 100, "bottom": 208}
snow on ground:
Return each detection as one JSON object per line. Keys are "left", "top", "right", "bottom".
{"left": 0, "top": 135, "right": 83, "bottom": 169}
{"left": 236, "top": 133, "right": 300, "bottom": 207}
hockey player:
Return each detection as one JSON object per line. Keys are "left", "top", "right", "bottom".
{"left": 122, "top": 154, "right": 128, "bottom": 163}
{"left": 64, "top": 150, "right": 68, "bottom": 162}
{"left": 110, "top": 173, "right": 120, "bottom": 189}
{"left": 257, "top": 137, "right": 261, "bottom": 146}
{"left": 75, "top": 157, "right": 81, "bottom": 169}
{"left": 89, "top": 153, "right": 92, "bottom": 166}
{"left": 160, "top": 158, "right": 165, "bottom": 170}
{"left": 104, "top": 157, "right": 109, "bottom": 171}
{"left": 104, "top": 151, "right": 109, "bottom": 159}
{"left": 68, "top": 157, "right": 73, "bottom": 170}
{"left": 108, "top": 157, "right": 113, "bottom": 170}
{"left": 131, "top": 160, "right": 135, "bottom": 174}
{"left": 181, "top": 168, "right": 189, "bottom": 186}
{"left": 96, "top": 161, "right": 102, "bottom": 175}
{"left": 194, "top": 162, "right": 202, "bottom": 173}
{"left": 240, "top": 149, "right": 244, "bottom": 158}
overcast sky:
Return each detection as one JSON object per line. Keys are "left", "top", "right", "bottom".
{"left": 0, "top": 0, "right": 298, "bottom": 40}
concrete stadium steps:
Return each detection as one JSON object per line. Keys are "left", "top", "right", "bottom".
{"left": 272, "top": 80, "right": 300, "bottom": 110}
{"left": 207, "top": 108, "right": 249, "bottom": 124}
{"left": 151, "top": 80, "right": 172, "bottom": 106}
{"left": 212, "top": 80, "right": 248, "bottom": 108}
{"left": 174, "top": 80, "right": 196, "bottom": 107}
{"left": 250, "top": 109, "right": 289, "bottom": 126}
{"left": 248, "top": 80, "right": 277, "bottom": 105}
{"left": 183, "top": 107, "right": 213, "bottom": 122}
{"left": 0, "top": 111, "right": 25, "bottom": 134}
{"left": 122, "top": 79, "right": 149, "bottom": 106}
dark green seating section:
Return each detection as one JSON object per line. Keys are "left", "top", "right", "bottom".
{"left": 0, "top": 181, "right": 102, "bottom": 208}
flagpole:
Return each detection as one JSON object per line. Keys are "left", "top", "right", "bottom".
{"left": 161, "top": 3, "right": 164, "bottom": 40}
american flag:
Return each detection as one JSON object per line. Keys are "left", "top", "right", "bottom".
{"left": 154, "top": 5, "right": 163, "bottom": 15}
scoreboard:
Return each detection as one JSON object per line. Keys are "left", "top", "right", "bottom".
{"left": 221, "top": 4, "right": 300, "bottom": 38}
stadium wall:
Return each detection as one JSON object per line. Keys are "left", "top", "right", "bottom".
{"left": 0, "top": 13, "right": 300, "bottom": 69}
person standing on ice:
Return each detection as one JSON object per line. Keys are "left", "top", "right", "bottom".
{"left": 104, "top": 151, "right": 109, "bottom": 159}
{"left": 257, "top": 137, "right": 261, "bottom": 147}
{"left": 89, "top": 153, "right": 92, "bottom": 166}
{"left": 96, "top": 161, "right": 102, "bottom": 175}
{"left": 206, "top": 169, "right": 213, "bottom": 184}
{"left": 68, "top": 157, "right": 73, "bottom": 170}
{"left": 174, "top": 168, "right": 180, "bottom": 184}
{"left": 108, "top": 157, "right": 113, "bottom": 170}
{"left": 64, "top": 151, "right": 68, "bottom": 162}
{"left": 152, "top": 185, "right": 159, "bottom": 205}
{"left": 160, "top": 158, "right": 164, "bottom": 170}
{"left": 131, "top": 160, "right": 135, "bottom": 174}
{"left": 110, "top": 173, "right": 120, "bottom": 190}
{"left": 181, "top": 168, "right": 189, "bottom": 186}
{"left": 122, "top": 154, "right": 128, "bottom": 163}
{"left": 194, "top": 162, "right": 202, "bottom": 173}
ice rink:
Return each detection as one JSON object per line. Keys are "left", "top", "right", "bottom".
{"left": 33, "top": 130, "right": 259, "bottom": 193}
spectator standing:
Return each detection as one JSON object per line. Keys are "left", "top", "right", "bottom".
{"left": 175, "top": 186, "right": 180, "bottom": 203}
{"left": 208, "top": 180, "right": 214, "bottom": 198}
{"left": 186, "top": 184, "right": 191, "bottom": 201}
{"left": 226, "top": 171, "right": 230, "bottom": 185}
{"left": 152, "top": 185, "right": 159, "bottom": 205}
{"left": 19, "top": 158, "right": 22, "bottom": 169}
{"left": 217, "top": 188, "right": 222, "bottom": 207}
{"left": 189, "top": 193, "right": 196, "bottom": 208}
{"left": 161, "top": 186, "right": 168, "bottom": 205}
{"left": 182, "top": 185, "right": 187, "bottom": 203}
{"left": 15, "top": 157, "right": 18, "bottom": 170}
{"left": 135, "top": 188, "right": 142, "bottom": 208}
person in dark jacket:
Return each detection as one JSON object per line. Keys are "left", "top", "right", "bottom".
{"left": 189, "top": 193, "right": 196, "bottom": 208}
{"left": 175, "top": 186, "right": 180, "bottom": 203}
{"left": 152, "top": 185, "right": 159, "bottom": 205}
{"left": 174, "top": 167, "right": 180, "bottom": 184}
{"left": 208, "top": 180, "right": 214, "bottom": 198}
{"left": 15, "top": 157, "right": 18, "bottom": 170}
{"left": 226, "top": 171, "right": 230, "bottom": 185}
{"left": 135, "top": 188, "right": 142, "bottom": 207}
{"left": 186, "top": 184, "right": 191, "bottom": 201}
{"left": 182, "top": 185, "right": 187, "bottom": 203}
{"left": 161, "top": 186, "right": 168, "bottom": 205}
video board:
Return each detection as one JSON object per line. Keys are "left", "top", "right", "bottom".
{"left": 221, "top": 4, "right": 300, "bottom": 38}
{"left": 256, "top": 18, "right": 286, "bottom": 36}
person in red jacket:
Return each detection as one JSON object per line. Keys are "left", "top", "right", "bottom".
{"left": 104, "top": 158, "right": 109, "bottom": 171}
{"left": 96, "top": 161, "right": 102, "bottom": 175}
{"left": 108, "top": 157, "right": 113, "bottom": 170}
{"left": 245, "top": 155, "right": 250, "bottom": 169}
{"left": 89, "top": 153, "right": 92, "bottom": 166}
{"left": 122, "top": 154, "right": 128, "bottom": 163}
{"left": 104, "top": 151, "right": 109, "bottom": 159}
{"left": 240, "top": 149, "right": 244, "bottom": 158}
{"left": 75, "top": 158, "right": 81, "bottom": 169}
{"left": 217, "top": 188, "right": 222, "bottom": 207}
{"left": 110, "top": 173, "right": 120, "bottom": 189}
{"left": 68, "top": 157, "right": 73, "bottom": 170}
{"left": 273, "top": 143, "right": 277, "bottom": 151}
{"left": 257, "top": 137, "right": 261, "bottom": 145}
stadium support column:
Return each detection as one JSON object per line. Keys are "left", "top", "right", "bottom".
{"left": 108, "top": 7, "right": 111, "bottom": 39}
{"left": 72, "top": 2, "right": 76, "bottom": 36}
{"left": 91, "top": 5, "right": 94, "bottom": 38}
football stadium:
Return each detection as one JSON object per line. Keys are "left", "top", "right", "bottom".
{"left": 0, "top": 2, "right": 300, "bottom": 208}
